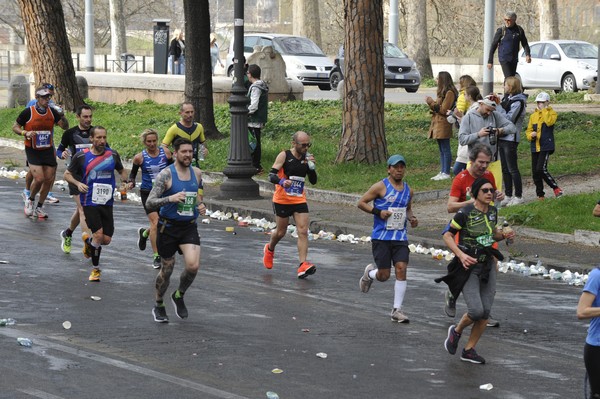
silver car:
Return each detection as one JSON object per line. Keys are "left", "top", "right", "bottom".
{"left": 516, "top": 40, "right": 598, "bottom": 92}
{"left": 225, "top": 33, "right": 334, "bottom": 90}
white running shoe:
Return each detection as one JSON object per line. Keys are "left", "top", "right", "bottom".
{"left": 503, "top": 196, "right": 513, "bottom": 206}
{"left": 430, "top": 172, "right": 443, "bottom": 180}
{"left": 33, "top": 206, "right": 49, "bottom": 219}
{"left": 437, "top": 173, "right": 451, "bottom": 180}
{"left": 508, "top": 196, "right": 524, "bottom": 206}
{"left": 46, "top": 192, "right": 60, "bottom": 204}
{"left": 24, "top": 199, "right": 34, "bottom": 216}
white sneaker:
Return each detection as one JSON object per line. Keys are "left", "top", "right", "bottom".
{"left": 508, "top": 196, "right": 524, "bottom": 206}
{"left": 46, "top": 192, "right": 60, "bottom": 204}
{"left": 430, "top": 172, "right": 443, "bottom": 180}
{"left": 33, "top": 206, "right": 48, "bottom": 219}
{"left": 438, "top": 173, "right": 451, "bottom": 180}
{"left": 503, "top": 196, "right": 513, "bottom": 207}
{"left": 24, "top": 199, "right": 34, "bottom": 216}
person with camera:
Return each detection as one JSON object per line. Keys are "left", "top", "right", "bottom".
{"left": 458, "top": 95, "right": 516, "bottom": 199}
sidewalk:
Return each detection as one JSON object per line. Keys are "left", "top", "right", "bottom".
{"left": 1, "top": 139, "right": 598, "bottom": 273}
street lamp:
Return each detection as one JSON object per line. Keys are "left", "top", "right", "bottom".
{"left": 219, "top": 0, "right": 260, "bottom": 200}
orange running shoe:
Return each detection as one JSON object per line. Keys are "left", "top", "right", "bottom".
{"left": 297, "top": 261, "right": 316, "bottom": 279}
{"left": 263, "top": 243, "right": 274, "bottom": 269}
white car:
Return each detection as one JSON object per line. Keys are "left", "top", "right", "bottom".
{"left": 516, "top": 40, "right": 598, "bottom": 92}
{"left": 225, "top": 33, "right": 334, "bottom": 90}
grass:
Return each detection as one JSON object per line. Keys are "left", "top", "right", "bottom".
{"left": 500, "top": 192, "right": 600, "bottom": 234}
{"left": 1, "top": 99, "right": 599, "bottom": 233}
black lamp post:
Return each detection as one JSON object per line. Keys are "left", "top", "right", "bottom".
{"left": 219, "top": 0, "right": 260, "bottom": 200}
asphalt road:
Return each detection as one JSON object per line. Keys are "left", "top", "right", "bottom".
{"left": 0, "top": 177, "right": 590, "bottom": 399}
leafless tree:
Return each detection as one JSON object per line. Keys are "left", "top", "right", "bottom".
{"left": 109, "top": 0, "right": 127, "bottom": 58}
{"left": 17, "top": 0, "right": 85, "bottom": 112}
{"left": 183, "top": 0, "right": 223, "bottom": 140}
{"left": 538, "top": 0, "right": 559, "bottom": 40}
{"left": 336, "top": 0, "right": 386, "bottom": 165}
{"left": 403, "top": 0, "right": 433, "bottom": 78}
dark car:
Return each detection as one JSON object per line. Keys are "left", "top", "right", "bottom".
{"left": 329, "top": 42, "right": 421, "bottom": 92}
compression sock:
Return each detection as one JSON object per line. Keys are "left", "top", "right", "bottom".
{"left": 393, "top": 280, "right": 407, "bottom": 309}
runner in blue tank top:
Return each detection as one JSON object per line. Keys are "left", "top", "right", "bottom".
{"left": 129, "top": 129, "right": 172, "bottom": 269}
{"left": 64, "top": 126, "right": 128, "bottom": 283}
{"left": 145, "top": 138, "right": 207, "bottom": 323}
{"left": 358, "top": 155, "right": 418, "bottom": 323}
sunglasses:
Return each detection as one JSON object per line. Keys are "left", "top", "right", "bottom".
{"left": 479, "top": 188, "right": 494, "bottom": 194}
{"left": 40, "top": 95, "right": 52, "bottom": 99}
{"left": 296, "top": 142, "right": 311, "bottom": 148}
{"left": 43, "top": 84, "right": 55, "bottom": 90}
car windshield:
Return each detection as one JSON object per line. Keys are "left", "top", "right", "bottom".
{"left": 384, "top": 43, "right": 408, "bottom": 59}
{"left": 274, "top": 37, "right": 325, "bottom": 56}
{"left": 559, "top": 42, "right": 598, "bottom": 59}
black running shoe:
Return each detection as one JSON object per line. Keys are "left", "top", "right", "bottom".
{"left": 137, "top": 227, "right": 147, "bottom": 251}
{"left": 460, "top": 348, "right": 486, "bottom": 364}
{"left": 152, "top": 255, "right": 161, "bottom": 269}
{"left": 171, "top": 291, "right": 188, "bottom": 319}
{"left": 152, "top": 305, "right": 169, "bottom": 323}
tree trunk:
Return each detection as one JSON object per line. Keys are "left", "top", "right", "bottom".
{"left": 402, "top": 0, "right": 432, "bottom": 78}
{"left": 109, "top": 0, "right": 127, "bottom": 60}
{"left": 183, "top": 0, "right": 223, "bottom": 140}
{"left": 293, "top": 0, "right": 322, "bottom": 48}
{"left": 336, "top": 0, "right": 386, "bottom": 165}
{"left": 17, "top": 0, "right": 85, "bottom": 112}
{"left": 538, "top": 0, "right": 559, "bottom": 40}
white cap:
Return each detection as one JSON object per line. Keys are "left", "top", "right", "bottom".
{"left": 535, "top": 92, "right": 550, "bottom": 102}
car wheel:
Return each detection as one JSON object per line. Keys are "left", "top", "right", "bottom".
{"left": 405, "top": 87, "right": 419, "bottom": 93}
{"left": 561, "top": 73, "right": 577, "bottom": 92}
{"left": 329, "top": 71, "right": 342, "bottom": 91}
{"left": 227, "top": 66, "right": 234, "bottom": 77}
{"left": 318, "top": 83, "right": 331, "bottom": 91}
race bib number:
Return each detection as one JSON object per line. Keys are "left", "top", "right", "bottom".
{"left": 91, "top": 183, "right": 113, "bottom": 205}
{"left": 177, "top": 191, "right": 197, "bottom": 216}
{"left": 285, "top": 176, "right": 305, "bottom": 197}
{"left": 386, "top": 207, "right": 407, "bottom": 230}
{"left": 476, "top": 234, "right": 495, "bottom": 248}
{"left": 31, "top": 131, "right": 53, "bottom": 149}
{"left": 75, "top": 143, "right": 92, "bottom": 152}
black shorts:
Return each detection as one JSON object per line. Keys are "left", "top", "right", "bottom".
{"left": 83, "top": 205, "right": 114, "bottom": 236}
{"left": 273, "top": 202, "right": 309, "bottom": 218}
{"left": 157, "top": 220, "right": 200, "bottom": 259}
{"left": 371, "top": 240, "right": 409, "bottom": 270}
{"left": 140, "top": 190, "right": 157, "bottom": 215}
{"left": 25, "top": 146, "right": 57, "bottom": 167}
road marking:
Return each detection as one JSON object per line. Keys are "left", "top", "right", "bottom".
{"left": 1, "top": 329, "right": 250, "bottom": 399}
{"left": 18, "top": 389, "right": 66, "bottom": 399}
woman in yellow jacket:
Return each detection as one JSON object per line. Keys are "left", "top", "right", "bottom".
{"left": 526, "top": 92, "right": 562, "bottom": 199}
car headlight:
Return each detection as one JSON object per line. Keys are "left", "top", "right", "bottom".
{"left": 293, "top": 62, "right": 306, "bottom": 70}
{"left": 577, "top": 61, "right": 595, "bottom": 71}
{"left": 411, "top": 62, "right": 417, "bottom": 71}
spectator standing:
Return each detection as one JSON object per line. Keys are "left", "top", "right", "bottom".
{"left": 499, "top": 76, "right": 527, "bottom": 206}
{"left": 247, "top": 64, "right": 269, "bottom": 174}
{"left": 448, "top": 76, "right": 478, "bottom": 176}
{"left": 487, "top": 11, "right": 531, "bottom": 79}
{"left": 357, "top": 155, "right": 418, "bottom": 323}
{"left": 210, "top": 33, "right": 224, "bottom": 76}
{"left": 426, "top": 71, "right": 458, "bottom": 181}
{"left": 577, "top": 265, "right": 600, "bottom": 398}
{"left": 525, "top": 92, "right": 563, "bottom": 200}
{"left": 169, "top": 29, "right": 185, "bottom": 75}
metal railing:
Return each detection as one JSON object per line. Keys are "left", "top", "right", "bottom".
{"left": 71, "top": 53, "right": 147, "bottom": 73}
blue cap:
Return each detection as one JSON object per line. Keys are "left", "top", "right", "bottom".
{"left": 387, "top": 154, "right": 406, "bottom": 166}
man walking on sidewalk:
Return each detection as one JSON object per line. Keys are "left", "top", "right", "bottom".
{"left": 145, "top": 138, "right": 207, "bottom": 323}
{"left": 357, "top": 155, "right": 418, "bottom": 323}
{"left": 263, "top": 131, "right": 318, "bottom": 279}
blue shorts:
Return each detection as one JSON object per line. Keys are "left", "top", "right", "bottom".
{"left": 371, "top": 240, "right": 409, "bottom": 270}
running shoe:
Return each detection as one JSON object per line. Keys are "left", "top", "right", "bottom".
{"left": 444, "top": 325, "right": 461, "bottom": 355}
{"left": 21, "top": 189, "right": 30, "bottom": 204}
{"left": 430, "top": 172, "right": 443, "bottom": 180}
{"left": 137, "top": 227, "right": 147, "bottom": 251}
{"left": 24, "top": 199, "right": 34, "bottom": 216}
{"left": 391, "top": 308, "right": 409, "bottom": 323}
{"left": 263, "top": 243, "right": 274, "bottom": 269}
{"left": 297, "top": 261, "right": 316, "bottom": 279}
{"left": 553, "top": 187, "right": 563, "bottom": 198}
{"left": 444, "top": 290, "right": 456, "bottom": 318}
{"left": 46, "top": 192, "right": 60, "bottom": 204}
{"left": 60, "top": 230, "right": 72, "bottom": 254}
{"left": 460, "top": 348, "right": 486, "bottom": 364}
{"left": 171, "top": 291, "right": 188, "bottom": 319}
{"left": 89, "top": 267, "right": 101, "bottom": 282}
{"left": 508, "top": 196, "right": 524, "bottom": 206}
{"left": 33, "top": 206, "right": 48, "bottom": 219}
{"left": 359, "top": 263, "right": 376, "bottom": 293}
{"left": 82, "top": 233, "right": 92, "bottom": 258}
{"left": 152, "top": 305, "right": 169, "bottom": 323}
{"left": 152, "top": 255, "right": 161, "bottom": 269}
{"left": 486, "top": 316, "right": 500, "bottom": 328}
